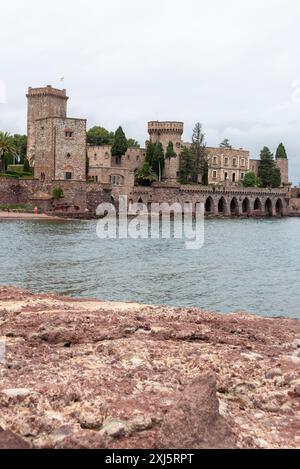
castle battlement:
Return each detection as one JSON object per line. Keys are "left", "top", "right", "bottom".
{"left": 148, "top": 121, "right": 184, "bottom": 135}
{"left": 27, "top": 85, "right": 68, "bottom": 100}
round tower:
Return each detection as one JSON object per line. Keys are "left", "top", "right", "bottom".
{"left": 26, "top": 85, "right": 68, "bottom": 163}
{"left": 148, "top": 121, "right": 184, "bottom": 180}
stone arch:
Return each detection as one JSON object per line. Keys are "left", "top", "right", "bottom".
{"left": 242, "top": 197, "right": 251, "bottom": 214}
{"left": 265, "top": 198, "right": 273, "bottom": 216}
{"left": 230, "top": 197, "right": 239, "bottom": 215}
{"left": 254, "top": 197, "right": 262, "bottom": 211}
{"left": 205, "top": 196, "right": 214, "bottom": 214}
{"left": 275, "top": 198, "right": 284, "bottom": 216}
{"left": 218, "top": 196, "right": 227, "bottom": 214}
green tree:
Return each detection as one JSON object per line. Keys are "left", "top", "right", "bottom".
{"left": 165, "top": 141, "right": 176, "bottom": 159}
{"left": 11, "top": 134, "right": 27, "bottom": 163}
{"left": 258, "top": 146, "right": 281, "bottom": 188}
{"left": 52, "top": 187, "right": 64, "bottom": 199}
{"left": 0, "top": 132, "right": 17, "bottom": 172}
{"left": 23, "top": 159, "right": 31, "bottom": 173}
{"left": 135, "top": 162, "right": 158, "bottom": 187}
{"left": 145, "top": 140, "right": 155, "bottom": 165}
{"left": 220, "top": 138, "right": 232, "bottom": 149}
{"left": 179, "top": 146, "right": 194, "bottom": 184}
{"left": 152, "top": 142, "right": 165, "bottom": 182}
{"left": 271, "top": 167, "right": 282, "bottom": 188}
{"left": 127, "top": 138, "right": 140, "bottom": 148}
{"left": 111, "top": 126, "right": 128, "bottom": 158}
{"left": 87, "top": 126, "right": 115, "bottom": 146}
{"left": 191, "top": 123, "right": 207, "bottom": 184}
{"left": 243, "top": 171, "right": 257, "bottom": 187}
{"left": 275, "top": 143, "right": 287, "bottom": 159}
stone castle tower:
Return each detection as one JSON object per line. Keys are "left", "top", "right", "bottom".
{"left": 148, "top": 121, "right": 184, "bottom": 181}
{"left": 26, "top": 85, "right": 69, "bottom": 163}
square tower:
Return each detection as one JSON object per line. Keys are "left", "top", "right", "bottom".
{"left": 148, "top": 121, "right": 184, "bottom": 180}
{"left": 34, "top": 117, "right": 87, "bottom": 182}
{"left": 26, "top": 85, "right": 68, "bottom": 163}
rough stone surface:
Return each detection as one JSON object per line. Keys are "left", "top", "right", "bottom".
{"left": 0, "top": 287, "right": 300, "bottom": 449}
{"left": 156, "top": 372, "right": 237, "bottom": 449}
{"left": 0, "top": 427, "right": 30, "bottom": 449}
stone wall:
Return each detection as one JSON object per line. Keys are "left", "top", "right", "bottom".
{"left": 275, "top": 158, "right": 289, "bottom": 185}
{"left": 0, "top": 177, "right": 292, "bottom": 217}
{"left": 129, "top": 184, "right": 290, "bottom": 216}
{"left": 0, "top": 179, "right": 111, "bottom": 215}
{"left": 250, "top": 158, "right": 289, "bottom": 185}
{"left": 148, "top": 121, "right": 184, "bottom": 180}
{"left": 34, "top": 117, "right": 87, "bottom": 182}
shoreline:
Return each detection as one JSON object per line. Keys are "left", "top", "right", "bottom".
{"left": 1, "top": 210, "right": 300, "bottom": 221}
{"left": 0, "top": 286, "right": 300, "bottom": 449}
{"left": 0, "top": 211, "right": 70, "bottom": 221}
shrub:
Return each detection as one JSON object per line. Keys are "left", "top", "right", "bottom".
{"left": 52, "top": 187, "right": 64, "bottom": 199}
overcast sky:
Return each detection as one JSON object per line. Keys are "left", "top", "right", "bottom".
{"left": 1, "top": 0, "right": 300, "bottom": 184}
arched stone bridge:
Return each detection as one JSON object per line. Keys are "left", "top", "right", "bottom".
{"left": 126, "top": 185, "right": 290, "bottom": 216}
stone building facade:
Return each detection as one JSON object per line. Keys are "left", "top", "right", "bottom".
{"left": 27, "top": 86, "right": 87, "bottom": 182}
{"left": 26, "top": 86, "right": 68, "bottom": 164}
{"left": 25, "top": 86, "right": 291, "bottom": 204}
{"left": 34, "top": 117, "right": 86, "bottom": 182}
{"left": 206, "top": 147, "right": 250, "bottom": 185}
{"left": 87, "top": 145, "right": 146, "bottom": 189}
{"left": 148, "top": 121, "right": 184, "bottom": 181}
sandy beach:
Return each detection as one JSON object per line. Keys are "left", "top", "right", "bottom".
{"left": 0, "top": 211, "right": 62, "bottom": 221}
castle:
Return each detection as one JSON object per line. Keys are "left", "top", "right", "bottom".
{"left": 27, "top": 85, "right": 289, "bottom": 192}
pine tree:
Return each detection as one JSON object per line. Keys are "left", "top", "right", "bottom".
{"left": 111, "top": 126, "right": 128, "bottom": 158}
{"left": 275, "top": 143, "right": 287, "bottom": 159}
{"left": 258, "top": 146, "right": 281, "bottom": 188}
{"left": 220, "top": 138, "right": 232, "bottom": 149}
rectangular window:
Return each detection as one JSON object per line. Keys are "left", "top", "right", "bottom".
{"left": 233, "top": 158, "right": 237, "bottom": 167}
{"left": 213, "top": 171, "right": 217, "bottom": 178}
{"left": 65, "top": 131, "right": 74, "bottom": 138}
{"left": 213, "top": 157, "right": 217, "bottom": 165}
{"left": 224, "top": 157, "right": 229, "bottom": 166}
{"left": 65, "top": 172, "right": 72, "bottom": 180}
{"left": 241, "top": 158, "right": 245, "bottom": 166}
{"left": 241, "top": 173, "right": 245, "bottom": 180}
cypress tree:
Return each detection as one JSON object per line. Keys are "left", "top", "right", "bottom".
{"left": 111, "top": 126, "right": 128, "bottom": 158}
{"left": 166, "top": 141, "right": 176, "bottom": 159}
{"left": 275, "top": 143, "right": 287, "bottom": 159}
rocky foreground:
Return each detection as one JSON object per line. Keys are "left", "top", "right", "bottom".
{"left": 0, "top": 287, "right": 300, "bottom": 449}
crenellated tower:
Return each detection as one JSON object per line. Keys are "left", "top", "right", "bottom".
{"left": 26, "top": 85, "right": 68, "bottom": 163}
{"left": 148, "top": 121, "right": 183, "bottom": 181}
